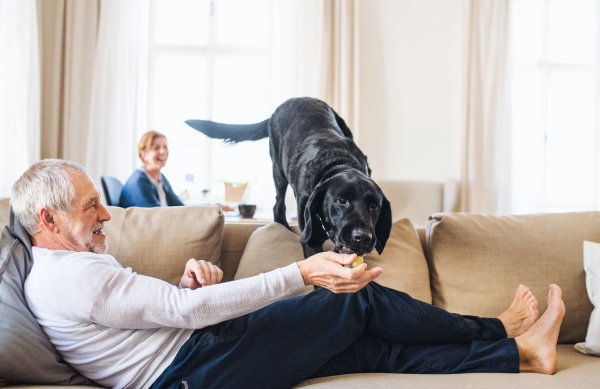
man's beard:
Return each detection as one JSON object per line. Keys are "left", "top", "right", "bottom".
{"left": 63, "top": 220, "right": 108, "bottom": 254}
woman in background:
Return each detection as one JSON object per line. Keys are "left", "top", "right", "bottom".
{"left": 120, "top": 131, "right": 184, "bottom": 208}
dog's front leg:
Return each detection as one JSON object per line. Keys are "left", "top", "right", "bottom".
{"left": 272, "top": 166, "right": 290, "bottom": 229}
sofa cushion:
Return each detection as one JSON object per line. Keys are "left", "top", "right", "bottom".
{"left": 234, "top": 222, "right": 314, "bottom": 298}
{"left": 235, "top": 219, "right": 432, "bottom": 303}
{"left": 575, "top": 240, "right": 600, "bottom": 356}
{"left": 104, "top": 205, "right": 224, "bottom": 285}
{"left": 364, "top": 218, "right": 432, "bottom": 303}
{"left": 293, "top": 344, "right": 600, "bottom": 388}
{"left": 220, "top": 223, "right": 267, "bottom": 282}
{"left": 426, "top": 212, "right": 598, "bottom": 343}
{"left": 0, "top": 207, "right": 94, "bottom": 386}
{"left": 0, "top": 198, "right": 9, "bottom": 229}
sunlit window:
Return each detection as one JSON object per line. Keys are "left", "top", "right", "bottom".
{"left": 144, "top": 0, "right": 275, "bottom": 215}
{"left": 510, "top": 0, "right": 600, "bottom": 214}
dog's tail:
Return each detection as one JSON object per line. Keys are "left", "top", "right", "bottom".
{"left": 185, "top": 119, "right": 269, "bottom": 143}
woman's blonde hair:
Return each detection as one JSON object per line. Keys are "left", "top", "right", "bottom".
{"left": 138, "top": 131, "right": 166, "bottom": 162}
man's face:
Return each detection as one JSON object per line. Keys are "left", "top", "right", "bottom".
{"left": 56, "top": 172, "right": 112, "bottom": 254}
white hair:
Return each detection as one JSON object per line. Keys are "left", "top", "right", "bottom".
{"left": 11, "top": 159, "right": 92, "bottom": 235}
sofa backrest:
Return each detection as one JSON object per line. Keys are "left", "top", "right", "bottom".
{"left": 1, "top": 196, "right": 597, "bottom": 344}
{"left": 103, "top": 205, "right": 224, "bottom": 285}
{"left": 0, "top": 199, "right": 224, "bottom": 286}
{"left": 426, "top": 212, "right": 598, "bottom": 344}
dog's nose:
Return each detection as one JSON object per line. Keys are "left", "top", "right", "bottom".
{"left": 352, "top": 229, "right": 372, "bottom": 243}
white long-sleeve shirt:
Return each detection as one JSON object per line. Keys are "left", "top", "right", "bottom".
{"left": 25, "top": 247, "right": 305, "bottom": 389}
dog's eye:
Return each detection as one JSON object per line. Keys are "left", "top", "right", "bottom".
{"left": 338, "top": 198, "right": 348, "bottom": 205}
{"left": 370, "top": 203, "right": 378, "bottom": 210}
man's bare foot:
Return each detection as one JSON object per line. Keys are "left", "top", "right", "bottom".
{"left": 515, "top": 284, "right": 565, "bottom": 375}
{"left": 498, "top": 285, "right": 539, "bottom": 338}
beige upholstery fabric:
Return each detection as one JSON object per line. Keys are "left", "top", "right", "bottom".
{"left": 103, "top": 205, "right": 224, "bottom": 286}
{"left": 234, "top": 222, "right": 314, "bottom": 298}
{"left": 294, "top": 345, "right": 600, "bottom": 388}
{"left": 0, "top": 198, "right": 9, "bottom": 229}
{"left": 426, "top": 212, "right": 598, "bottom": 343}
{"left": 6, "top": 345, "right": 600, "bottom": 389}
{"left": 219, "top": 223, "right": 267, "bottom": 282}
{"left": 365, "top": 219, "right": 432, "bottom": 303}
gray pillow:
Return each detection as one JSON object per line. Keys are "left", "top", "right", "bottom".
{"left": 0, "top": 206, "right": 94, "bottom": 385}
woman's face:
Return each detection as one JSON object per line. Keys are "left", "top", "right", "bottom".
{"left": 143, "top": 136, "right": 169, "bottom": 171}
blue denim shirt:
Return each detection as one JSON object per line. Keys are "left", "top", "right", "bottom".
{"left": 119, "top": 169, "right": 184, "bottom": 208}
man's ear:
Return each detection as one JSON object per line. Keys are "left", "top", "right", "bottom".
{"left": 300, "top": 179, "right": 331, "bottom": 247}
{"left": 374, "top": 193, "right": 392, "bottom": 255}
{"left": 38, "top": 208, "right": 59, "bottom": 233}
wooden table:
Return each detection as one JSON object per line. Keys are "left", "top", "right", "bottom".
{"left": 224, "top": 216, "right": 298, "bottom": 225}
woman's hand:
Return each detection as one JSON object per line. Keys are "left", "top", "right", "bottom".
{"left": 180, "top": 258, "right": 224, "bottom": 289}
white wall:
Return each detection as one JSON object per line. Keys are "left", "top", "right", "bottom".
{"left": 358, "top": 0, "right": 465, "bottom": 183}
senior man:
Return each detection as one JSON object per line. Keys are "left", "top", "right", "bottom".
{"left": 12, "top": 159, "right": 564, "bottom": 389}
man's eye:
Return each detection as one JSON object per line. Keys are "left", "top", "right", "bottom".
{"left": 338, "top": 198, "right": 348, "bottom": 205}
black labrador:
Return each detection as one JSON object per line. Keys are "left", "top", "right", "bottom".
{"left": 186, "top": 97, "right": 392, "bottom": 259}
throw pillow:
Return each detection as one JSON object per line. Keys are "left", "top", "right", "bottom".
{"left": 426, "top": 211, "right": 599, "bottom": 344}
{"left": 0, "top": 207, "right": 94, "bottom": 385}
{"left": 234, "top": 222, "right": 314, "bottom": 298}
{"left": 575, "top": 240, "right": 600, "bottom": 356}
{"left": 364, "top": 218, "right": 432, "bottom": 303}
{"left": 104, "top": 205, "right": 224, "bottom": 285}
{"left": 234, "top": 219, "right": 432, "bottom": 303}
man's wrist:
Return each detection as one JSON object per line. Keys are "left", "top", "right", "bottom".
{"left": 296, "top": 261, "right": 311, "bottom": 286}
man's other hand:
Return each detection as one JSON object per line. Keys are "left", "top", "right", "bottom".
{"left": 180, "top": 259, "right": 224, "bottom": 289}
{"left": 296, "top": 252, "right": 383, "bottom": 293}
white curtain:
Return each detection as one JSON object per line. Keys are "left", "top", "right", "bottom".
{"left": 0, "top": 0, "right": 40, "bottom": 197}
{"left": 460, "top": 0, "right": 512, "bottom": 214}
{"left": 270, "top": 0, "right": 359, "bottom": 215}
{"left": 271, "top": 0, "right": 359, "bottom": 135}
{"left": 85, "top": 0, "right": 148, "bottom": 187}
{"left": 37, "top": 0, "right": 100, "bottom": 165}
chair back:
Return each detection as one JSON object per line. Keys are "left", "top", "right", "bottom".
{"left": 101, "top": 176, "right": 123, "bottom": 207}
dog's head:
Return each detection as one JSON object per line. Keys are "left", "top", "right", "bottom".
{"left": 300, "top": 170, "right": 392, "bottom": 256}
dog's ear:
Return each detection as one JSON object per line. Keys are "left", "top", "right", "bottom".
{"left": 300, "top": 180, "right": 331, "bottom": 246}
{"left": 374, "top": 193, "right": 392, "bottom": 255}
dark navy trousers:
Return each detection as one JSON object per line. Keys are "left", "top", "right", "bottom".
{"left": 151, "top": 282, "right": 520, "bottom": 389}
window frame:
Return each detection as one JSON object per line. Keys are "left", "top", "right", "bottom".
{"left": 145, "top": 0, "right": 273, "bottom": 201}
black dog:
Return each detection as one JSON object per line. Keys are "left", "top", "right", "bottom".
{"left": 186, "top": 97, "right": 392, "bottom": 258}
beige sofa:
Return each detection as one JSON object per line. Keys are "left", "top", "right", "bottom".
{"left": 1, "top": 197, "right": 600, "bottom": 388}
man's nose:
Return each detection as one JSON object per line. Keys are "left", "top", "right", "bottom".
{"left": 99, "top": 202, "right": 112, "bottom": 222}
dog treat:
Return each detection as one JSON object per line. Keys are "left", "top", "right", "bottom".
{"left": 351, "top": 256, "right": 364, "bottom": 268}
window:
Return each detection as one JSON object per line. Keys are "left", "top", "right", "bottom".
{"left": 511, "top": 0, "right": 600, "bottom": 214}
{"left": 145, "top": 0, "right": 277, "bottom": 215}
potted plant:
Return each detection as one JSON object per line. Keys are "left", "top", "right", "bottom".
{"left": 222, "top": 180, "right": 248, "bottom": 202}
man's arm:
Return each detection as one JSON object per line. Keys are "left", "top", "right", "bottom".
{"left": 43, "top": 253, "right": 304, "bottom": 330}
{"left": 179, "top": 252, "right": 383, "bottom": 293}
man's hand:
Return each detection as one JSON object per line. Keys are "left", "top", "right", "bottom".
{"left": 297, "top": 252, "right": 383, "bottom": 293}
{"left": 180, "top": 258, "right": 224, "bottom": 289}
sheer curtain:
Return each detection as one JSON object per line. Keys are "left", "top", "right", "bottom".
{"left": 85, "top": 0, "right": 148, "bottom": 187}
{"left": 271, "top": 0, "right": 360, "bottom": 134}
{"left": 0, "top": 0, "right": 40, "bottom": 197}
{"left": 460, "top": 0, "right": 512, "bottom": 214}
{"left": 37, "top": 0, "right": 100, "bottom": 165}
{"left": 270, "top": 0, "right": 360, "bottom": 214}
